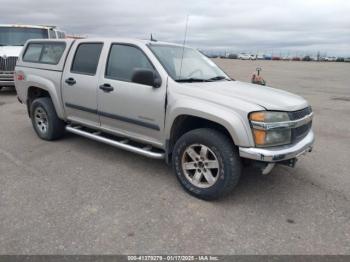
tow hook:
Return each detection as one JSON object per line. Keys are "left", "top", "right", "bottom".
{"left": 280, "top": 158, "right": 298, "bottom": 168}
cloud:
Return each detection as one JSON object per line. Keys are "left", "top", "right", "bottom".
{"left": 1, "top": 0, "right": 350, "bottom": 55}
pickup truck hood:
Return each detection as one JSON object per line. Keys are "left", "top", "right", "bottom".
{"left": 182, "top": 80, "right": 308, "bottom": 111}
{"left": 0, "top": 46, "right": 23, "bottom": 57}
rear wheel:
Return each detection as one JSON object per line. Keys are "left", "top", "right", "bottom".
{"left": 30, "top": 97, "right": 66, "bottom": 140}
{"left": 172, "top": 128, "right": 241, "bottom": 200}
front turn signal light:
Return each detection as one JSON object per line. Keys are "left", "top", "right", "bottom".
{"left": 253, "top": 129, "right": 266, "bottom": 145}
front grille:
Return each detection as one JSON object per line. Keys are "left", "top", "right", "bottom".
{"left": 292, "top": 121, "right": 312, "bottom": 142}
{"left": 289, "top": 107, "right": 313, "bottom": 142}
{"left": 0, "top": 56, "right": 18, "bottom": 71}
{"left": 288, "top": 106, "right": 312, "bottom": 120}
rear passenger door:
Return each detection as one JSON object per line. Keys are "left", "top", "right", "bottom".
{"left": 62, "top": 41, "right": 103, "bottom": 126}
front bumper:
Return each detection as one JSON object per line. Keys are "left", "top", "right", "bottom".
{"left": 239, "top": 130, "right": 315, "bottom": 162}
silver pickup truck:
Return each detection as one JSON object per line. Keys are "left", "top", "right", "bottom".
{"left": 14, "top": 38, "right": 314, "bottom": 200}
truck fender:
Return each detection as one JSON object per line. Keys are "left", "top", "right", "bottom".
{"left": 165, "top": 100, "right": 255, "bottom": 147}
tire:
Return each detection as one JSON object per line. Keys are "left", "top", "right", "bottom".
{"left": 30, "top": 97, "right": 66, "bottom": 140}
{"left": 172, "top": 128, "right": 241, "bottom": 200}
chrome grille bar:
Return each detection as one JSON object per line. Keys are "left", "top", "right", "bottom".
{"left": 0, "top": 57, "right": 18, "bottom": 71}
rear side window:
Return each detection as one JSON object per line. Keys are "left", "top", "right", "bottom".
{"left": 41, "top": 44, "right": 66, "bottom": 64}
{"left": 23, "top": 44, "right": 42, "bottom": 62}
{"left": 71, "top": 43, "right": 103, "bottom": 75}
{"left": 23, "top": 42, "right": 66, "bottom": 64}
{"left": 106, "top": 44, "right": 154, "bottom": 81}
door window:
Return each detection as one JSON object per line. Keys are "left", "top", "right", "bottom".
{"left": 106, "top": 44, "right": 154, "bottom": 82}
{"left": 71, "top": 43, "right": 103, "bottom": 75}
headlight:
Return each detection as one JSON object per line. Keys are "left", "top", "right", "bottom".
{"left": 249, "top": 111, "right": 292, "bottom": 147}
{"left": 250, "top": 111, "right": 289, "bottom": 122}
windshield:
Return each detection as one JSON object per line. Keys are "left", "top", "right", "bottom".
{"left": 148, "top": 44, "right": 230, "bottom": 82}
{"left": 0, "top": 27, "right": 49, "bottom": 46}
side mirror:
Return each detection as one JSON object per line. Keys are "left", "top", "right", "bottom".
{"left": 131, "top": 68, "right": 162, "bottom": 88}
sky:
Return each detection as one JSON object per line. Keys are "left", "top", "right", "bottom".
{"left": 1, "top": 0, "right": 350, "bottom": 56}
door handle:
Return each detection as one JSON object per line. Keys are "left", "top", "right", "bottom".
{"left": 99, "top": 83, "right": 114, "bottom": 92}
{"left": 65, "top": 77, "right": 76, "bottom": 86}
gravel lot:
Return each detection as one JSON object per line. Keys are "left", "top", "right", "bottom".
{"left": 0, "top": 60, "right": 349, "bottom": 254}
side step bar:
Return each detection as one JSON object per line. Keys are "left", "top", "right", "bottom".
{"left": 66, "top": 125, "right": 165, "bottom": 159}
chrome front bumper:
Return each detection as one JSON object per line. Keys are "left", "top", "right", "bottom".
{"left": 239, "top": 130, "right": 315, "bottom": 162}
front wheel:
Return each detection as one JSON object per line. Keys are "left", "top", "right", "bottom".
{"left": 172, "top": 128, "right": 242, "bottom": 200}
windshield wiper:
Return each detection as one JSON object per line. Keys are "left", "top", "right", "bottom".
{"left": 175, "top": 78, "right": 212, "bottom": 83}
{"left": 207, "top": 76, "right": 231, "bottom": 81}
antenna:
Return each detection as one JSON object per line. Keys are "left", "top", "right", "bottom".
{"left": 179, "top": 15, "right": 189, "bottom": 80}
